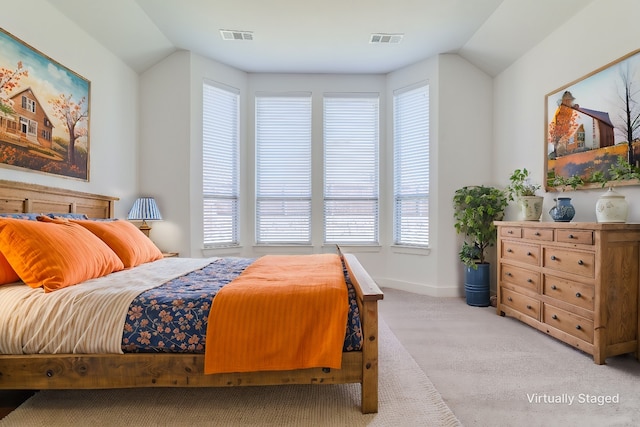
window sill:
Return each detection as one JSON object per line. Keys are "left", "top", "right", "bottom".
{"left": 390, "top": 245, "right": 431, "bottom": 256}
{"left": 324, "top": 244, "right": 382, "bottom": 253}
{"left": 202, "top": 246, "right": 243, "bottom": 257}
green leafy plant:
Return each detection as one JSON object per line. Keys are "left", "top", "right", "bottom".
{"left": 506, "top": 168, "right": 540, "bottom": 200}
{"left": 548, "top": 173, "right": 584, "bottom": 191}
{"left": 588, "top": 170, "right": 608, "bottom": 188}
{"left": 607, "top": 155, "right": 640, "bottom": 181}
{"left": 453, "top": 185, "right": 508, "bottom": 268}
{"left": 551, "top": 157, "right": 640, "bottom": 189}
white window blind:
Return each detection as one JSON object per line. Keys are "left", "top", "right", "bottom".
{"left": 323, "top": 94, "right": 379, "bottom": 244}
{"left": 202, "top": 81, "right": 239, "bottom": 247}
{"left": 393, "top": 84, "right": 430, "bottom": 247}
{"left": 255, "top": 93, "right": 312, "bottom": 244}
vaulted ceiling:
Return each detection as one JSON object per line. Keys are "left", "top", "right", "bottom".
{"left": 47, "top": 0, "right": 594, "bottom": 76}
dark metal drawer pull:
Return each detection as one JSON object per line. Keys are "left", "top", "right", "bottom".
{"left": 552, "top": 314, "right": 558, "bottom": 320}
{"left": 578, "top": 260, "right": 584, "bottom": 265}
{"left": 507, "top": 297, "right": 513, "bottom": 301}
{"left": 526, "top": 305, "right": 532, "bottom": 310}
{"left": 527, "top": 252, "right": 532, "bottom": 256}
{"left": 550, "top": 255, "right": 557, "bottom": 261}
{"left": 506, "top": 272, "right": 512, "bottom": 276}
{"left": 551, "top": 285, "right": 557, "bottom": 290}
{"left": 576, "top": 325, "right": 582, "bottom": 330}
{"left": 568, "top": 234, "right": 574, "bottom": 239}
{"left": 507, "top": 249, "right": 513, "bottom": 253}
{"left": 535, "top": 232, "right": 540, "bottom": 236}
{"left": 527, "top": 278, "right": 533, "bottom": 283}
{"left": 575, "top": 292, "right": 581, "bottom": 298}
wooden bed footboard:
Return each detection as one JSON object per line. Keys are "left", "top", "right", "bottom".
{"left": 0, "top": 180, "right": 384, "bottom": 414}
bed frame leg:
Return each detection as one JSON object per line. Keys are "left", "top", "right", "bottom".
{"left": 360, "top": 302, "right": 379, "bottom": 414}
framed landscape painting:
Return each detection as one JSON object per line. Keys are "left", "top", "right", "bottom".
{"left": 0, "top": 28, "right": 90, "bottom": 181}
{"left": 545, "top": 49, "right": 640, "bottom": 190}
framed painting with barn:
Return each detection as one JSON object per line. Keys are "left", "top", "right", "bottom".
{"left": 0, "top": 28, "right": 90, "bottom": 181}
{"left": 545, "top": 49, "right": 640, "bottom": 190}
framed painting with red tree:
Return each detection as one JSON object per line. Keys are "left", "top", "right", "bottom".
{"left": 0, "top": 28, "right": 90, "bottom": 181}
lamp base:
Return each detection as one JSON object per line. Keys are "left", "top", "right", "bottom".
{"left": 139, "top": 220, "right": 151, "bottom": 237}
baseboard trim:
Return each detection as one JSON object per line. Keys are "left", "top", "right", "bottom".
{"left": 376, "top": 278, "right": 463, "bottom": 298}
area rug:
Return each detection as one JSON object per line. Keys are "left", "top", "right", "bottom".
{"left": 0, "top": 318, "right": 461, "bottom": 426}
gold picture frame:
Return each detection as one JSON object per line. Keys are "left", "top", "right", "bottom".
{"left": 545, "top": 49, "right": 640, "bottom": 190}
{"left": 0, "top": 28, "right": 90, "bottom": 181}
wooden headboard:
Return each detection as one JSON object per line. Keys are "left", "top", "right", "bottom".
{"left": 0, "top": 180, "right": 118, "bottom": 219}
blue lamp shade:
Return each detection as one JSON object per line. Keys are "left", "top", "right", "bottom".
{"left": 127, "top": 197, "right": 162, "bottom": 236}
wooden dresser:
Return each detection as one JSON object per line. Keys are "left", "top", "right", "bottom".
{"left": 495, "top": 221, "right": 640, "bottom": 364}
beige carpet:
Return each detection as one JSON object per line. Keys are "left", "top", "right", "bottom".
{"left": 0, "top": 318, "right": 461, "bottom": 427}
{"left": 380, "top": 288, "right": 640, "bottom": 427}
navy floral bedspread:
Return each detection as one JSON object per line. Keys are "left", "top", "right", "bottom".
{"left": 121, "top": 257, "right": 363, "bottom": 353}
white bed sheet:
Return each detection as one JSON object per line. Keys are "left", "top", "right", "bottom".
{"left": 0, "top": 257, "right": 215, "bottom": 355}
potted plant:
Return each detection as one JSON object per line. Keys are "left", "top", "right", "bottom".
{"left": 506, "top": 168, "right": 543, "bottom": 221}
{"left": 453, "top": 185, "right": 508, "bottom": 307}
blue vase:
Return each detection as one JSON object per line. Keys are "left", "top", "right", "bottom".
{"left": 549, "top": 197, "right": 575, "bottom": 222}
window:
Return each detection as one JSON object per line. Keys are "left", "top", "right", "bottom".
{"left": 393, "top": 84, "right": 430, "bottom": 247}
{"left": 323, "top": 94, "right": 379, "bottom": 244}
{"left": 202, "top": 81, "right": 240, "bottom": 247}
{"left": 27, "top": 119, "right": 37, "bottom": 136}
{"left": 22, "top": 96, "right": 35, "bottom": 113}
{"left": 255, "top": 93, "right": 312, "bottom": 244}
{"left": 18, "top": 118, "right": 36, "bottom": 135}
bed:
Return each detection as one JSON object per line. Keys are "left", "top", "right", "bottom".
{"left": 0, "top": 180, "right": 384, "bottom": 414}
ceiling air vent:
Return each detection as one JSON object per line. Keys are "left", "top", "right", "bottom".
{"left": 369, "top": 33, "right": 404, "bottom": 44}
{"left": 220, "top": 30, "right": 254, "bottom": 41}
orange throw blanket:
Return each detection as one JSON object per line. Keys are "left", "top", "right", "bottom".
{"left": 204, "top": 254, "right": 348, "bottom": 374}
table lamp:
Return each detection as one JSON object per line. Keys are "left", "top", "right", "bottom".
{"left": 127, "top": 197, "right": 162, "bottom": 237}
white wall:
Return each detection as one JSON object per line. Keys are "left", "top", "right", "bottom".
{"left": 189, "top": 54, "right": 249, "bottom": 257}
{"left": 494, "top": 0, "right": 640, "bottom": 221}
{"left": 383, "top": 54, "right": 494, "bottom": 296}
{"left": 138, "top": 50, "right": 192, "bottom": 255}
{"left": 139, "top": 51, "right": 248, "bottom": 256}
{"left": 11, "top": 1, "right": 631, "bottom": 298}
{"left": 0, "top": 1, "right": 496, "bottom": 298}
{"left": 138, "top": 49, "right": 493, "bottom": 296}
{"left": 0, "top": 0, "right": 139, "bottom": 218}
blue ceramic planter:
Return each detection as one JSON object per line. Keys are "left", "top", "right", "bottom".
{"left": 464, "top": 263, "right": 490, "bottom": 307}
{"left": 549, "top": 197, "right": 575, "bottom": 222}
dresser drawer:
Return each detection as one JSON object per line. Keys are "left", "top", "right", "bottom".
{"left": 523, "top": 228, "right": 554, "bottom": 242}
{"left": 543, "top": 275, "right": 594, "bottom": 311}
{"left": 501, "top": 227, "right": 522, "bottom": 238}
{"left": 501, "top": 241, "right": 540, "bottom": 266}
{"left": 556, "top": 229, "right": 594, "bottom": 245}
{"left": 502, "top": 288, "right": 540, "bottom": 321}
{"left": 501, "top": 264, "right": 539, "bottom": 293}
{"left": 543, "top": 248, "right": 595, "bottom": 278}
{"left": 543, "top": 303, "right": 594, "bottom": 343}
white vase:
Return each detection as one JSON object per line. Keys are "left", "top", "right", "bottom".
{"left": 518, "top": 196, "right": 544, "bottom": 221}
{"left": 595, "top": 187, "right": 628, "bottom": 223}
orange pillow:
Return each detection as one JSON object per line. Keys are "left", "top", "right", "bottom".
{"left": 70, "top": 219, "right": 163, "bottom": 268}
{"left": 0, "top": 252, "right": 20, "bottom": 285}
{"left": 0, "top": 218, "right": 124, "bottom": 292}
